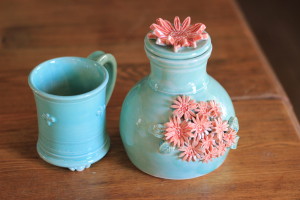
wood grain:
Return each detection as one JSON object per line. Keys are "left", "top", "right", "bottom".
{"left": 1, "top": 100, "right": 300, "bottom": 200}
{"left": 0, "top": 0, "right": 300, "bottom": 199}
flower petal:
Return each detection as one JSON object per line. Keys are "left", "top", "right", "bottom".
{"left": 147, "top": 32, "right": 157, "bottom": 39}
{"left": 174, "top": 16, "right": 181, "bottom": 31}
{"left": 187, "top": 23, "right": 206, "bottom": 33}
{"left": 156, "top": 38, "right": 166, "bottom": 45}
{"left": 157, "top": 18, "right": 174, "bottom": 32}
{"left": 201, "top": 32, "right": 209, "bottom": 39}
{"left": 170, "top": 105, "right": 180, "bottom": 109}
{"left": 152, "top": 29, "right": 166, "bottom": 38}
{"left": 181, "top": 16, "right": 191, "bottom": 31}
{"left": 150, "top": 23, "right": 170, "bottom": 35}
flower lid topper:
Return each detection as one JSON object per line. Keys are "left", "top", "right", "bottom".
{"left": 147, "top": 16, "right": 208, "bottom": 52}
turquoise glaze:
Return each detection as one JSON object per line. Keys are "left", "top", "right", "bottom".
{"left": 120, "top": 35, "right": 238, "bottom": 179}
{"left": 28, "top": 51, "right": 117, "bottom": 171}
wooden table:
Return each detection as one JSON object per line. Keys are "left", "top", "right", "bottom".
{"left": 1, "top": 0, "right": 299, "bottom": 199}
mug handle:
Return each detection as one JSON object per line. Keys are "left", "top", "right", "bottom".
{"left": 87, "top": 51, "right": 117, "bottom": 104}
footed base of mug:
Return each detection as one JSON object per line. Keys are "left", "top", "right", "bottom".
{"left": 37, "top": 136, "right": 110, "bottom": 171}
{"left": 125, "top": 149, "right": 229, "bottom": 180}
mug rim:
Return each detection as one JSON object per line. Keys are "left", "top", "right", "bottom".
{"left": 28, "top": 57, "right": 109, "bottom": 102}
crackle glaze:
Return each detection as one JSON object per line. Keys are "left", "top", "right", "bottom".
{"left": 28, "top": 51, "right": 117, "bottom": 171}
{"left": 120, "top": 35, "right": 238, "bottom": 179}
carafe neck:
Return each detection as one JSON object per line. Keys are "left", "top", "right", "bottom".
{"left": 146, "top": 46, "right": 212, "bottom": 94}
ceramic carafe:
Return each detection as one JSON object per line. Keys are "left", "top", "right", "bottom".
{"left": 120, "top": 17, "right": 239, "bottom": 179}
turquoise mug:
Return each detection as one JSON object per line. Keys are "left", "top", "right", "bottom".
{"left": 28, "top": 51, "right": 117, "bottom": 171}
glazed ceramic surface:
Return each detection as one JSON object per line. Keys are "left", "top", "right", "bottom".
{"left": 120, "top": 35, "right": 238, "bottom": 179}
{"left": 28, "top": 51, "right": 117, "bottom": 171}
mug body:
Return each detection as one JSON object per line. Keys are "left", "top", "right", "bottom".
{"left": 29, "top": 57, "right": 110, "bottom": 171}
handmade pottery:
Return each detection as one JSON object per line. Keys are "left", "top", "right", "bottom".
{"left": 120, "top": 17, "right": 239, "bottom": 179}
{"left": 28, "top": 51, "right": 117, "bottom": 171}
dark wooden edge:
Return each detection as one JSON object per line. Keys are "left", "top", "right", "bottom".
{"left": 232, "top": 0, "right": 300, "bottom": 137}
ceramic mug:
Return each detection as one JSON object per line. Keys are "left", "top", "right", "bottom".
{"left": 28, "top": 51, "right": 117, "bottom": 171}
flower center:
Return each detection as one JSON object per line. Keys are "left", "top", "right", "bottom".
{"left": 196, "top": 124, "right": 204, "bottom": 133}
{"left": 175, "top": 127, "right": 182, "bottom": 135}
{"left": 170, "top": 31, "right": 187, "bottom": 38}
{"left": 181, "top": 103, "right": 189, "bottom": 112}
{"left": 187, "top": 146, "right": 193, "bottom": 154}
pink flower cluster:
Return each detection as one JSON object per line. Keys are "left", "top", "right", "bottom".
{"left": 164, "top": 96, "right": 237, "bottom": 163}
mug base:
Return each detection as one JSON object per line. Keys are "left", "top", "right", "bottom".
{"left": 37, "top": 136, "right": 110, "bottom": 171}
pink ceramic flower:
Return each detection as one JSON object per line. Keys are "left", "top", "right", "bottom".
{"left": 164, "top": 116, "right": 192, "bottom": 147}
{"left": 195, "top": 101, "right": 209, "bottom": 117}
{"left": 200, "top": 134, "right": 216, "bottom": 150}
{"left": 148, "top": 16, "right": 208, "bottom": 52}
{"left": 212, "top": 118, "right": 229, "bottom": 141}
{"left": 208, "top": 100, "right": 222, "bottom": 118}
{"left": 178, "top": 140, "right": 202, "bottom": 162}
{"left": 201, "top": 149, "right": 214, "bottom": 163}
{"left": 217, "top": 141, "right": 227, "bottom": 156}
{"left": 189, "top": 114, "right": 212, "bottom": 140}
{"left": 209, "top": 145, "right": 220, "bottom": 159}
{"left": 223, "top": 128, "right": 237, "bottom": 147}
{"left": 171, "top": 96, "right": 197, "bottom": 120}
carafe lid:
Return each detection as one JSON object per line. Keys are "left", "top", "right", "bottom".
{"left": 144, "top": 16, "right": 212, "bottom": 60}
{"left": 144, "top": 34, "right": 211, "bottom": 60}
